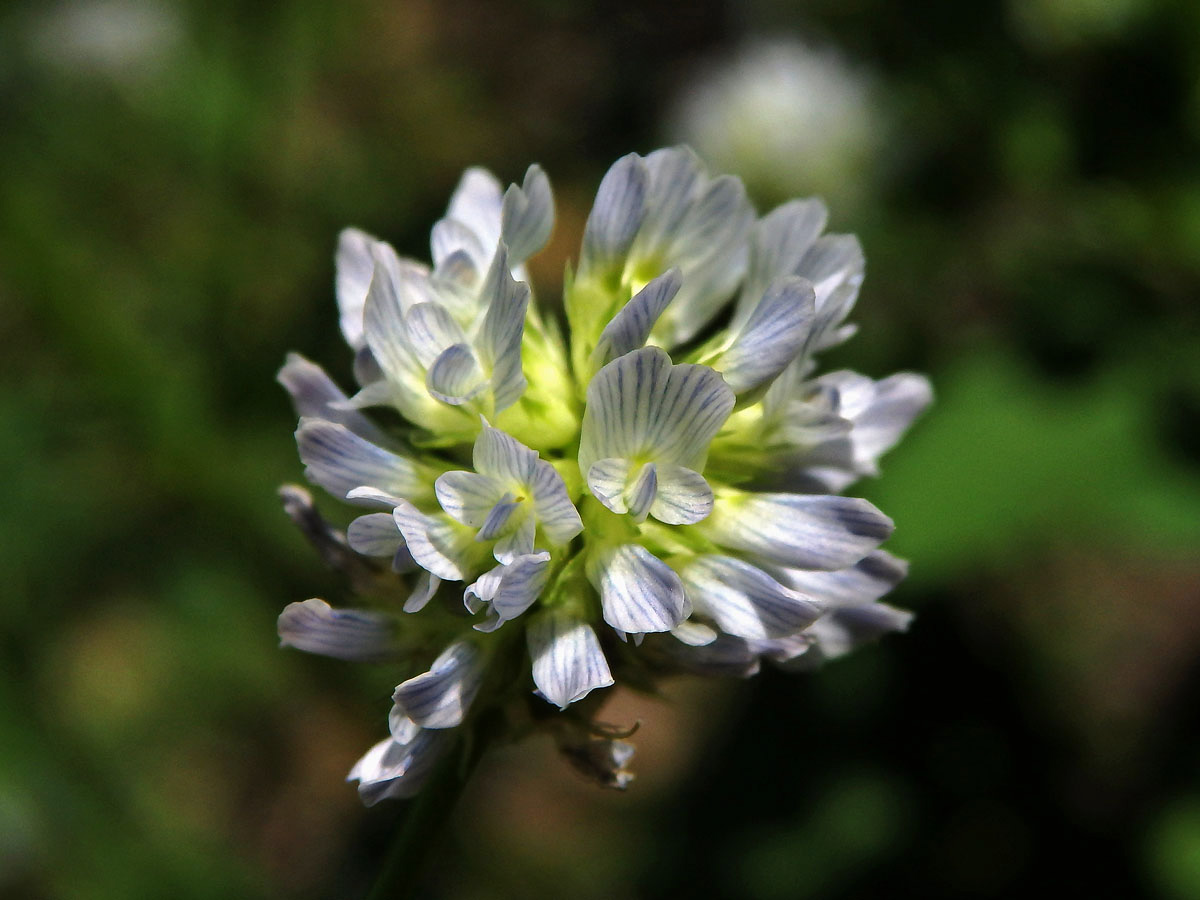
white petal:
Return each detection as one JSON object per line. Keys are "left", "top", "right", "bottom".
{"left": 362, "top": 256, "right": 413, "bottom": 381}
{"left": 392, "top": 641, "right": 483, "bottom": 728}
{"left": 349, "top": 730, "right": 450, "bottom": 805}
{"left": 649, "top": 464, "right": 714, "bottom": 525}
{"left": 580, "top": 153, "right": 648, "bottom": 275}
{"left": 579, "top": 347, "right": 735, "bottom": 475}
{"left": 465, "top": 551, "right": 551, "bottom": 627}
{"left": 623, "top": 462, "right": 658, "bottom": 522}
{"left": 528, "top": 458, "right": 583, "bottom": 544}
{"left": 775, "top": 550, "right": 909, "bottom": 606}
{"left": 528, "top": 607, "right": 614, "bottom": 709}
{"left": 717, "top": 276, "right": 816, "bottom": 395}
{"left": 587, "top": 543, "right": 689, "bottom": 634}
{"left": 346, "top": 513, "right": 405, "bottom": 557}
{"left": 476, "top": 246, "right": 530, "bottom": 413}
{"left": 336, "top": 230, "right": 415, "bottom": 351}
{"left": 492, "top": 514, "right": 536, "bottom": 564}
{"left": 403, "top": 570, "right": 441, "bottom": 613}
{"left": 806, "top": 602, "right": 913, "bottom": 661}
{"left": 847, "top": 373, "right": 933, "bottom": 467}
{"left": 736, "top": 199, "right": 828, "bottom": 320}
{"left": 591, "top": 268, "right": 682, "bottom": 369}
{"left": 277, "top": 352, "right": 394, "bottom": 447}
{"left": 403, "top": 302, "right": 469, "bottom": 369}
{"left": 680, "top": 555, "right": 822, "bottom": 640}
{"left": 426, "top": 343, "right": 487, "bottom": 405}
{"left": 295, "top": 418, "right": 431, "bottom": 504}
{"left": 671, "top": 620, "right": 718, "bottom": 646}
{"left": 501, "top": 164, "right": 554, "bottom": 263}
{"left": 585, "top": 458, "right": 633, "bottom": 515}
{"left": 635, "top": 147, "right": 703, "bottom": 253}
{"left": 392, "top": 500, "right": 480, "bottom": 581}
{"left": 475, "top": 493, "right": 522, "bottom": 541}
{"left": 702, "top": 492, "right": 893, "bottom": 570}
{"left": 435, "top": 470, "right": 505, "bottom": 527}
{"left": 431, "top": 217, "right": 488, "bottom": 273}
{"left": 472, "top": 424, "right": 538, "bottom": 485}
{"left": 278, "top": 599, "right": 399, "bottom": 661}
{"left": 446, "top": 167, "right": 504, "bottom": 254}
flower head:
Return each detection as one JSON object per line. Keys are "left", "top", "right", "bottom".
{"left": 278, "top": 149, "right": 930, "bottom": 803}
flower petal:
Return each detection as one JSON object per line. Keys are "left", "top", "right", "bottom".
{"left": 702, "top": 492, "right": 893, "bottom": 570}
{"left": 492, "top": 515, "right": 536, "bottom": 564}
{"left": 716, "top": 276, "right": 816, "bottom": 395}
{"left": 446, "top": 167, "right": 504, "bottom": 254}
{"left": 585, "top": 458, "right": 633, "bottom": 515}
{"left": 580, "top": 153, "right": 648, "bottom": 275}
{"left": 679, "top": 555, "right": 822, "bottom": 640}
{"left": 403, "top": 302, "right": 470, "bottom": 369}
{"left": 465, "top": 551, "right": 551, "bottom": 627}
{"left": 392, "top": 641, "right": 484, "bottom": 729}
{"left": 650, "top": 463, "right": 714, "bottom": 525}
{"left": 476, "top": 246, "right": 531, "bottom": 413}
{"left": 392, "top": 500, "right": 482, "bottom": 581}
{"left": 403, "top": 570, "right": 441, "bottom": 613}
{"left": 476, "top": 493, "right": 522, "bottom": 541}
{"left": 426, "top": 343, "right": 487, "bottom": 406}
{"left": 295, "top": 418, "right": 432, "bottom": 504}
{"left": 472, "top": 423, "right": 539, "bottom": 485}
{"left": 528, "top": 458, "right": 583, "bottom": 544}
{"left": 776, "top": 550, "right": 909, "bottom": 606}
{"left": 501, "top": 164, "right": 554, "bottom": 263}
{"left": 805, "top": 602, "right": 913, "bottom": 662}
{"left": 435, "top": 470, "right": 505, "bottom": 527}
{"left": 591, "top": 268, "right": 682, "bottom": 370}
{"left": 736, "top": 198, "right": 828, "bottom": 321}
{"left": 431, "top": 217, "right": 488, "bottom": 273}
{"left": 346, "top": 513, "right": 405, "bottom": 557}
{"left": 588, "top": 543, "right": 689, "bottom": 634}
{"left": 579, "top": 347, "right": 735, "bottom": 475}
{"left": 277, "top": 599, "right": 400, "bottom": 661}
{"left": 278, "top": 353, "right": 395, "bottom": 447}
{"left": 348, "top": 730, "right": 450, "bottom": 806}
{"left": 528, "top": 607, "right": 614, "bottom": 709}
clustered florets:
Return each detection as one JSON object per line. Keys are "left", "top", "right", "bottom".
{"left": 277, "top": 147, "right": 931, "bottom": 802}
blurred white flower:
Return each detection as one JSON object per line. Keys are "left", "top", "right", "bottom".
{"left": 668, "top": 39, "right": 879, "bottom": 210}
{"left": 277, "top": 148, "right": 930, "bottom": 803}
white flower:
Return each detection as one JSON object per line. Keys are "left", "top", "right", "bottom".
{"left": 278, "top": 147, "right": 930, "bottom": 800}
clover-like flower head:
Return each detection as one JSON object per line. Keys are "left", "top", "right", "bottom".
{"left": 277, "top": 149, "right": 931, "bottom": 803}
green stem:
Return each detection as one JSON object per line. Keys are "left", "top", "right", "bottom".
{"left": 365, "top": 729, "right": 491, "bottom": 900}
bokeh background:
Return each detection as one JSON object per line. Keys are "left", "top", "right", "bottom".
{"left": 3, "top": 0, "right": 1200, "bottom": 897}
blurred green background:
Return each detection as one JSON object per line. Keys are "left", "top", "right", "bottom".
{"left": 2, "top": 0, "right": 1199, "bottom": 897}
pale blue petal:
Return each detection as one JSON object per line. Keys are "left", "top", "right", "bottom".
{"left": 580, "top": 153, "right": 648, "bottom": 275}
{"left": 591, "top": 268, "right": 682, "bottom": 369}
{"left": 392, "top": 641, "right": 483, "bottom": 729}
{"left": 528, "top": 458, "right": 583, "bottom": 544}
{"left": 585, "top": 458, "right": 633, "bottom": 515}
{"left": 446, "top": 167, "right": 504, "bottom": 254}
{"left": 588, "top": 543, "right": 689, "bottom": 634}
{"left": 501, "top": 164, "right": 554, "bottom": 263}
{"left": 431, "top": 217, "right": 488, "bottom": 272}
{"left": 349, "top": 729, "right": 450, "bottom": 805}
{"left": 671, "top": 620, "right": 718, "bottom": 646}
{"left": 805, "top": 602, "right": 913, "bottom": 662}
{"left": 335, "top": 227, "right": 377, "bottom": 350}
{"left": 277, "top": 352, "right": 394, "bottom": 447}
{"left": 492, "top": 515, "right": 536, "bottom": 564}
{"left": 426, "top": 343, "right": 487, "bottom": 405}
{"left": 717, "top": 276, "right": 816, "bottom": 395}
{"left": 623, "top": 462, "right": 657, "bottom": 523}
{"left": 346, "top": 513, "right": 405, "bottom": 557}
{"left": 703, "top": 492, "right": 893, "bottom": 570}
{"left": 775, "top": 550, "right": 909, "bottom": 606}
{"left": 403, "top": 302, "right": 469, "bottom": 368}
{"left": 476, "top": 245, "right": 530, "bottom": 412}
{"left": 649, "top": 464, "right": 713, "bottom": 525}
{"left": 680, "top": 555, "right": 822, "bottom": 640}
{"left": 846, "top": 373, "right": 934, "bottom": 468}
{"left": 528, "top": 607, "right": 614, "bottom": 709}
{"left": 635, "top": 147, "right": 703, "bottom": 252}
{"left": 402, "top": 570, "right": 441, "bottom": 613}
{"left": 435, "top": 470, "right": 505, "bottom": 527}
{"left": 465, "top": 551, "right": 551, "bottom": 627}
{"left": 580, "top": 347, "right": 735, "bottom": 475}
{"left": 475, "top": 493, "right": 522, "bottom": 541}
{"left": 278, "top": 598, "right": 399, "bottom": 661}
{"left": 472, "top": 424, "right": 538, "bottom": 485}
{"left": 735, "top": 198, "right": 828, "bottom": 322}
{"left": 392, "top": 500, "right": 478, "bottom": 581}
{"left": 659, "top": 632, "right": 760, "bottom": 677}
{"left": 362, "top": 256, "right": 412, "bottom": 381}
{"left": 296, "top": 418, "right": 431, "bottom": 504}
